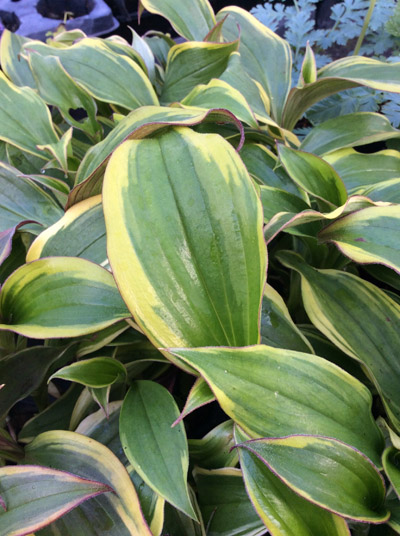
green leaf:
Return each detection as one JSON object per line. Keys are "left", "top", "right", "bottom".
{"left": 26, "top": 195, "right": 107, "bottom": 267}
{"left": 278, "top": 144, "right": 348, "bottom": 207}
{"left": 0, "top": 465, "right": 112, "bottom": 536}
{"left": 0, "top": 257, "right": 129, "bottom": 338}
{"left": 103, "top": 128, "right": 266, "bottom": 353}
{"left": 236, "top": 434, "right": 388, "bottom": 523}
{"left": 25, "top": 431, "right": 152, "bottom": 535}
{"left": 283, "top": 56, "right": 400, "bottom": 130}
{"left": 383, "top": 447, "right": 400, "bottom": 499}
{"left": 0, "top": 30, "right": 36, "bottom": 88}
{"left": 0, "top": 71, "right": 60, "bottom": 161}
{"left": 0, "top": 344, "right": 77, "bottom": 420}
{"left": 71, "top": 106, "right": 243, "bottom": 206}
{"left": 174, "top": 377, "right": 215, "bottom": 425}
{"left": 120, "top": 381, "right": 197, "bottom": 519}
{"left": 324, "top": 148, "right": 400, "bottom": 194}
{"left": 139, "top": 0, "right": 215, "bottom": 41}
{"left": 277, "top": 251, "right": 400, "bottom": 432}
{"left": 168, "top": 345, "right": 384, "bottom": 466}
{"left": 218, "top": 6, "right": 292, "bottom": 124}
{"left": 260, "top": 284, "right": 314, "bottom": 353}
{"left": 235, "top": 427, "right": 351, "bottom": 536}
{"left": 319, "top": 205, "right": 400, "bottom": 273}
{"left": 181, "top": 78, "right": 258, "bottom": 128}
{"left": 299, "top": 43, "right": 317, "bottom": 86}
{"left": 24, "top": 39, "right": 159, "bottom": 111}
{"left": 189, "top": 420, "right": 238, "bottom": 470}
{"left": 300, "top": 112, "right": 400, "bottom": 156}
{"left": 161, "top": 40, "right": 239, "bottom": 103}
{"left": 49, "top": 357, "right": 127, "bottom": 388}
{"left": 362, "top": 178, "right": 400, "bottom": 203}
{"left": 195, "top": 467, "right": 266, "bottom": 536}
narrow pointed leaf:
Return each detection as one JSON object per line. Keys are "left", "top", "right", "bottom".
{"left": 218, "top": 6, "right": 291, "bottom": 124}
{"left": 383, "top": 447, "right": 400, "bottom": 499}
{"left": 103, "top": 128, "right": 266, "bottom": 352}
{"left": 27, "top": 195, "right": 107, "bottom": 267}
{"left": 235, "top": 427, "right": 350, "bottom": 536}
{"left": 161, "top": 40, "right": 239, "bottom": 103}
{"left": 237, "top": 435, "right": 388, "bottom": 523}
{"left": 173, "top": 377, "right": 215, "bottom": 426}
{"left": 195, "top": 467, "right": 266, "bottom": 536}
{"left": 120, "top": 381, "right": 196, "bottom": 519}
{"left": 49, "top": 357, "right": 127, "bottom": 388}
{"left": 300, "top": 112, "right": 400, "bottom": 156}
{"left": 25, "top": 431, "right": 152, "bottom": 535}
{"left": 278, "top": 145, "right": 347, "bottom": 207}
{"left": 277, "top": 251, "right": 400, "bottom": 431}
{"left": 319, "top": 205, "right": 400, "bottom": 273}
{"left": 0, "top": 257, "right": 129, "bottom": 338}
{"left": 0, "top": 465, "right": 113, "bottom": 536}
{"left": 168, "top": 345, "right": 384, "bottom": 465}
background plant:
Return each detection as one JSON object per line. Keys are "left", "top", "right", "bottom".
{"left": 0, "top": 0, "right": 400, "bottom": 534}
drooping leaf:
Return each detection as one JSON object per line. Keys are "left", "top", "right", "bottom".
{"left": 120, "top": 381, "right": 197, "bottom": 519}
{"left": 161, "top": 40, "right": 239, "bottom": 103}
{"left": 139, "top": 0, "right": 216, "bottom": 41}
{"left": 71, "top": 106, "right": 244, "bottom": 206}
{"left": 278, "top": 144, "right": 348, "bottom": 207}
{"left": 300, "top": 112, "right": 400, "bottom": 156}
{"left": 0, "top": 465, "right": 112, "bottom": 536}
{"left": 277, "top": 251, "right": 400, "bottom": 431}
{"left": 195, "top": 467, "right": 266, "bottom": 536}
{"left": 49, "top": 357, "right": 127, "bottom": 389}
{"left": 103, "top": 128, "right": 266, "bottom": 355}
{"left": 235, "top": 427, "right": 351, "bottom": 536}
{"left": 26, "top": 195, "right": 107, "bottom": 267}
{"left": 0, "top": 257, "right": 129, "bottom": 338}
{"left": 168, "top": 345, "right": 384, "bottom": 465}
{"left": 25, "top": 431, "right": 152, "bottom": 535}
{"left": 189, "top": 420, "right": 238, "bottom": 470}
{"left": 319, "top": 205, "right": 400, "bottom": 273}
{"left": 236, "top": 434, "right": 388, "bottom": 523}
{"left": 218, "top": 6, "right": 292, "bottom": 124}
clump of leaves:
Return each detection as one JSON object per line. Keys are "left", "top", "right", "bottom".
{"left": 0, "top": 0, "right": 400, "bottom": 534}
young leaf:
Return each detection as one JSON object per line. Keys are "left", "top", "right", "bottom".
{"left": 173, "top": 377, "right": 215, "bottom": 426}
{"left": 0, "top": 257, "right": 129, "bottom": 338}
{"left": 168, "top": 345, "right": 384, "bottom": 466}
{"left": 299, "top": 42, "right": 317, "bottom": 86}
{"left": 236, "top": 434, "right": 388, "bottom": 523}
{"left": 319, "top": 205, "right": 400, "bottom": 273}
{"left": 103, "top": 128, "right": 266, "bottom": 353}
{"left": 120, "top": 381, "right": 197, "bottom": 520}
{"left": 235, "top": 427, "right": 351, "bottom": 536}
{"left": 49, "top": 357, "right": 127, "bottom": 389}
{"left": 0, "top": 465, "right": 112, "bottom": 536}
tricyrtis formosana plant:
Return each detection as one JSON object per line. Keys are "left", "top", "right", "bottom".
{"left": 0, "top": 0, "right": 400, "bottom": 534}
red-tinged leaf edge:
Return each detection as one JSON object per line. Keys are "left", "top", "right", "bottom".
{"left": 0, "top": 496, "right": 6, "bottom": 512}
{"left": 234, "top": 434, "right": 389, "bottom": 524}
{"left": 171, "top": 377, "right": 216, "bottom": 428}
{"left": 66, "top": 108, "right": 244, "bottom": 208}
{"left": 0, "top": 221, "right": 38, "bottom": 265}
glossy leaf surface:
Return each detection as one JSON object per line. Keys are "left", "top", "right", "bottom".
{"left": 103, "top": 128, "right": 266, "bottom": 351}
{"left": 120, "top": 381, "right": 196, "bottom": 519}
{"left": 189, "top": 420, "right": 238, "bottom": 470}
{"left": 169, "top": 345, "right": 383, "bottom": 465}
{"left": 49, "top": 357, "right": 127, "bottom": 388}
{"left": 0, "top": 257, "right": 129, "bottom": 338}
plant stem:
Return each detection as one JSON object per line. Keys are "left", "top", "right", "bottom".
{"left": 353, "top": 0, "right": 377, "bottom": 55}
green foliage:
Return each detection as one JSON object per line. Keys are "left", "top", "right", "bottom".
{"left": 0, "top": 1, "right": 400, "bottom": 534}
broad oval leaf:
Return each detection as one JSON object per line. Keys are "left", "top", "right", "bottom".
{"left": 49, "top": 357, "right": 127, "bottom": 388}
{"left": 24, "top": 431, "right": 152, "bottom": 535}
{"left": 235, "top": 427, "right": 351, "bottom": 536}
{"left": 300, "top": 112, "right": 400, "bottom": 156}
{"left": 277, "top": 251, "right": 400, "bottom": 432}
{"left": 0, "top": 257, "right": 129, "bottom": 338}
{"left": 27, "top": 195, "right": 107, "bottom": 267}
{"left": 168, "top": 345, "right": 384, "bottom": 466}
{"left": 0, "top": 30, "right": 36, "bottom": 88}
{"left": 236, "top": 435, "right": 388, "bottom": 523}
{"left": 103, "top": 128, "right": 266, "bottom": 351}
{"left": 0, "top": 465, "right": 112, "bottom": 536}
{"left": 218, "top": 6, "right": 292, "bottom": 124}
{"left": 319, "top": 205, "right": 400, "bottom": 273}
{"left": 139, "top": 0, "right": 215, "bottom": 41}
{"left": 278, "top": 144, "right": 347, "bottom": 207}
{"left": 161, "top": 40, "right": 239, "bottom": 103}
{"left": 120, "top": 381, "right": 196, "bottom": 519}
